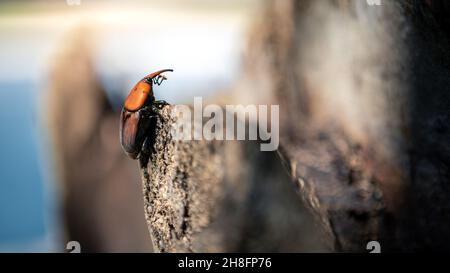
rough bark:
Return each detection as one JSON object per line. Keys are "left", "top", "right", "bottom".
{"left": 138, "top": 0, "right": 450, "bottom": 252}
{"left": 139, "top": 105, "right": 327, "bottom": 252}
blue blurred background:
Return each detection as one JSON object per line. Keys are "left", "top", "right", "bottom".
{"left": 0, "top": 0, "right": 256, "bottom": 252}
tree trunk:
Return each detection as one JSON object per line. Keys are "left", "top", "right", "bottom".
{"left": 139, "top": 0, "right": 450, "bottom": 252}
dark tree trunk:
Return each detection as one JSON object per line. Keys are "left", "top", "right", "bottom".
{"left": 139, "top": 0, "right": 450, "bottom": 252}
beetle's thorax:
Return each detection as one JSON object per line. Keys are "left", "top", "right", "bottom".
{"left": 124, "top": 80, "right": 153, "bottom": 111}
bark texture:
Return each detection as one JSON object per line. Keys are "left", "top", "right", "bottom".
{"left": 139, "top": 0, "right": 450, "bottom": 252}
{"left": 139, "top": 105, "right": 326, "bottom": 252}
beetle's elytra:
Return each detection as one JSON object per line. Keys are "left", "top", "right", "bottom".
{"left": 124, "top": 81, "right": 153, "bottom": 111}
{"left": 120, "top": 69, "right": 173, "bottom": 160}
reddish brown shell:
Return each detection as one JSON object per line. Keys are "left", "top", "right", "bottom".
{"left": 124, "top": 81, "right": 152, "bottom": 111}
{"left": 120, "top": 109, "right": 140, "bottom": 158}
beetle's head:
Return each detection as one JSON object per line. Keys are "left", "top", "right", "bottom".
{"left": 120, "top": 69, "right": 173, "bottom": 159}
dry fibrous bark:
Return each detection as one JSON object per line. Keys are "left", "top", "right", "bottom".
{"left": 139, "top": 105, "right": 327, "bottom": 252}
{"left": 137, "top": 0, "right": 450, "bottom": 252}
{"left": 139, "top": 106, "right": 223, "bottom": 252}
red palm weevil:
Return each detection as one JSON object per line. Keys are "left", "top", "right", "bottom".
{"left": 120, "top": 69, "right": 173, "bottom": 160}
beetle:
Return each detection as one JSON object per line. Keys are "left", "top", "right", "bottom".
{"left": 120, "top": 69, "right": 173, "bottom": 160}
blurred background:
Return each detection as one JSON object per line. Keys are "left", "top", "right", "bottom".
{"left": 4, "top": 0, "right": 449, "bottom": 253}
{"left": 0, "top": 0, "right": 259, "bottom": 252}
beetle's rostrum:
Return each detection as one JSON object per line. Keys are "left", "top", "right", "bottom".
{"left": 120, "top": 69, "right": 173, "bottom": 160}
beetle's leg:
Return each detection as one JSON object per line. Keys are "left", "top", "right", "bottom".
{"left": 140, "top": 103, "right": 165, "bottom": 118}
{"left": 155, "top": 100, "right": 168, "bottom": 105}
{"left": 151, "top": 104, "right": 163, "bottom": 113}
{"left": 157, "top": 75, "right": 166, "bottom": 85}
{"left": 152, "top": 100, "right": 169, "bottom": 110}
{"left": 153, "top": 75, "right": 167, "bottom": 86}
{"left": 138, "top": 136, "right": 150, "bottom": 167}
{"left": 139, "top": 115, "right": 159, "bottom": 165}
{"left": 139, "top": 104, "right": 165, "bottom": 121}
{"left": 140, "top": 136, "right": 152, "bottom": 157}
